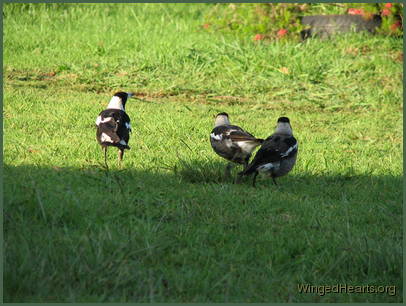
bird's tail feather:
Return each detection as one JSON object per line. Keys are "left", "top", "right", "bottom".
{"left": 229, "top": 135, "right": 264, "bottom": 144}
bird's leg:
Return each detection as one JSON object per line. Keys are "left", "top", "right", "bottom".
{"left": 235, "top": 159, "right": 250, "bottom": 184}
{"left": 103, "top": 146, "right": 109, "bottom": 171}
{"left": 252, "top": 171, "right": 259, "bottom": 187}
{"left": 228, "top": 152, "right": 242, "bottom": 182}
{"left": 225, "top": 162, "right": 234, "bottom": 178}
{"left": 234, "top": 173, "right": 243, "bottom": 184}
{"left": 272, "top": 176, "right": 278, "bottom": 186}
{"left": 243, "top": 155, "right": 250, "bottom": 171}
{"left": 118, "top": 149, "right": 124, "bottom": 165}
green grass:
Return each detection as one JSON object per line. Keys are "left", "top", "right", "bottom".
{"left": 4, "top": 3, "right": 403, "bottom": 302}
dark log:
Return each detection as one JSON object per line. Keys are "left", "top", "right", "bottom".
{"left": 300, "top": 14, "right": 382, "bottom": 40}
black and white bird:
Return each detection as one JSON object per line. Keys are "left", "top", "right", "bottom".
{"left": 210, "top": 112, "right": 264, "bottom": 177}
{"left": 95, "top": 92, "right": 133, "bottom": 167}
{"left": 239, "top": 117, "right": 298, "bottom": 187}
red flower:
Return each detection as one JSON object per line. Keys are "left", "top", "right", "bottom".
{"left": 348, "top": 8, "right": 364, "bottom": 15}
{"left": 382, "top": 8, "right": 391, "bottom": 16}
{"left": 385, "top": 3, "right": 393, "bottom": 8}
{"left": 390, "top": 20, "right": 402, "bottom": 31}
{"left": 253, "top": 34, "right": 265, "bottom": 41}
{"left": 202, "top": 23, "right": 210, "bottom": 29}
{"left": 277, "top": 29, "right": 288, "bottom": 38}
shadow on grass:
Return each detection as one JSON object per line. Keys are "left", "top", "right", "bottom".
{"left": 172, "top": 158, "right": 403, "bottom": 192}
{"left": 4, "top": 163, "right": 402, "bottom": 303}
{"left": 4, "top": 163, "right": 402, "bottom": 225}
{"left": 175, "top": 158, "right": 239, "bottom": 184}
{"left": 4, "top": 162, "right": 403, "bottom": 196}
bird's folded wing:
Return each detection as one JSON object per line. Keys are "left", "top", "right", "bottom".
{"left": 98, "top": 116, "right": 120, "bottom": 142}
{"left": 253, "top": 136, "right": 297, "bottom": 163}
{"left": 280, "top": 137, "right": 298, "bottom": 158}
{"left": 228, "top": 130, "right": 261, "bottom": 142}
{"left": 253, "top": 147, "right": 283, "bottom": 164}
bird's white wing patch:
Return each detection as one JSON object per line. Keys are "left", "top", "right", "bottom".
{"left": 225, "top": 128, "right": 240, "bottom": 136}
{"left": 257, "top": 163, "right": 274, "bottom": 172}
{"left": 210, "top": 133, "right": 222, "bottom": 141}
{"left": 281, "top": 142, "right": 298, "bottom": 157}
{"left": 96, "top": 116, "right": 114, "bottom": 126}
{"left": 101, "top": 133, "right": 113, "bottom": 143}
{"left": 236, "top": 141, "right": 260, "bottom": 154}
{"left": 257, "top": 162, "right": 280, "bottom": 173}
{"left": 125, "top": 122, "right": 132, "bottom": 131}
{"left": 119, "top": 139, "right": 127, "bottom": 145}
{"left": 103, "top": 117, "right": 114, "bottom": 123}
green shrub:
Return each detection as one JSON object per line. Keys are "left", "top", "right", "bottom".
{"left": 204, "top": 3, "right": 403, "bottom": 40}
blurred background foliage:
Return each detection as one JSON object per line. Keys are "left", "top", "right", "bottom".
{"left": 5, "top": 3, "right": 403, "bottom": 41}
{"left": 204, "top": 3, "right": 403, "bottom": 41}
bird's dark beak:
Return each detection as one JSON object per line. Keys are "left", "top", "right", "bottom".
{"left": 127, "top": 92, "right": 136, "bottom": 99}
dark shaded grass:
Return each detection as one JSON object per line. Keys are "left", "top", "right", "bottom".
{"left": 4, "top": 164, "right": 402, "bottom": 302}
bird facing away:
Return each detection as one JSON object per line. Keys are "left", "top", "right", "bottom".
{"left": 95, "top": 92, "right": 133, "bottom": 168}
{"left": 210, "top": 112, "right": 264, "bottom": 177}
{"left": 239, "top": 117, "right": 298, "bottom": 187}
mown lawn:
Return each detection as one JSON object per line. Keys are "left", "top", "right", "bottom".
{"left": 3, "top": 3, "right": 403, "bottom": 302}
